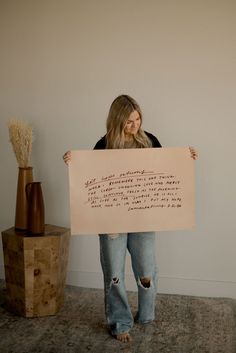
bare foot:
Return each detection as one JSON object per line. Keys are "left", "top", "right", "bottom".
{"left": 115, "top": 332, "right": 132, "bottom": 343}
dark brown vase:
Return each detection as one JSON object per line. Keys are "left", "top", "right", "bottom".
{"left": 26, "top": 182, "right": 45, "bottom": 235}
{"left": 15, "top": 167, "right": 33, "bottom": 231}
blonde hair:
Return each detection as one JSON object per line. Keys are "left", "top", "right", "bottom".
{"left": 105, "top": 95, "right": 152, "bottom": 149}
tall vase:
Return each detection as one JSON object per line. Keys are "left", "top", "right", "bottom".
{"left": 26, "top": 182, "right": 45, "bottom": 235}
{"left": 15, "top": 167, "right": 33, "bottom": 231}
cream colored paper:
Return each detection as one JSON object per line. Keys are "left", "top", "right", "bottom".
{"left": 69, "top": 147, "right": 195, "bottom": 235}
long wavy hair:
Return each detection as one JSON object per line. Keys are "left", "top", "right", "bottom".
{"left": 105, "top": 94, "right": 152, "bottom": 149}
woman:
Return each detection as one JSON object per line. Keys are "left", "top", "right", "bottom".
{"left": 63, "top": 94, "right": 197, "bottom": 343}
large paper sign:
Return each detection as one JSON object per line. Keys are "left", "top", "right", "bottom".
{"left": 69, "top": 147, "right": 195, "bottom": 234}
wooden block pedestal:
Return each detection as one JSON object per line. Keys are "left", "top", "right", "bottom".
{"left": 1, "top": 224, "right": 70, "bottom": 317}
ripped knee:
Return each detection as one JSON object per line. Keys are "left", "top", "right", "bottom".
{"left": 139, "top": 277, "right": 151, "bottom": 288}
{"left": 112, "top": 277, "right": 119, "bottom": 285}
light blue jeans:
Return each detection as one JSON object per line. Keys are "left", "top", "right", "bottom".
{"left": 99, "top": 232, "right": 158, "bottom": 335}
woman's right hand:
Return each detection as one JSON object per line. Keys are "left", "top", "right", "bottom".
{"left": 63, "top": 151, "right": 72, "bottom": 165}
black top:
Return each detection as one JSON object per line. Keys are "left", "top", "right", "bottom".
{"left": 93, "top": 131, "right": 162, "bottom": 150}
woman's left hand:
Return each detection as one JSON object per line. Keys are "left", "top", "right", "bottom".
{"left": 189, "top": 146, "right": 198, "bottom": 160}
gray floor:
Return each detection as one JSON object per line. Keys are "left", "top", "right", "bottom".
{"left": 0, "top": 280, "right": 236, "bottom": 353}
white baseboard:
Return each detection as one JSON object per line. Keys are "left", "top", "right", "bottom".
{"left": 65, "top": 269, "right": 236, "bottom": 299}
{"left": 1, "top": 265, "right": 236, "bottom": 299}
{"left": 157, "top": 275, "right": 236, "bottom": 298}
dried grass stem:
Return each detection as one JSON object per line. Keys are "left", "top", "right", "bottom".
{"left": 8, "top": 119, "right": 33, "bottom": 167}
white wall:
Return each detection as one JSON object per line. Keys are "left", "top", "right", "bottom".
{"left": 0, "top": 0, "right": 236, "bottom": 298}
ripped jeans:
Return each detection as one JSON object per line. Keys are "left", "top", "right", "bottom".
{"left": 99, "top": 232, "right": 158, "bottom": 335}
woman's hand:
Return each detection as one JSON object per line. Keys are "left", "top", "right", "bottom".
{"left": 189, "top": 147, "right": 198, "bottom": 160}
{"left": 63, "top": 151, "right": 72, "bottom": 165}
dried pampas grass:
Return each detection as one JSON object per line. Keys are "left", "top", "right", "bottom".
{"left": 8, "top": 119, "right": 33, "bottom": 168}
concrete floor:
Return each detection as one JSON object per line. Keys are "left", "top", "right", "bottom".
{"left": 0, "top": 280, "right": 236, "bottom": 353}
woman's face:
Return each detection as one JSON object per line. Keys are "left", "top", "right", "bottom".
{"left": 124, "top": 110, "right": 141, "bottom": 138}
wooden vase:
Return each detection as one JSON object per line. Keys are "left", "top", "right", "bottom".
{"left": 26, "top": 182, "right": 45, "bottom": 235}
{"left": 15, "top": 167, "right": 33, "bottom": 231}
